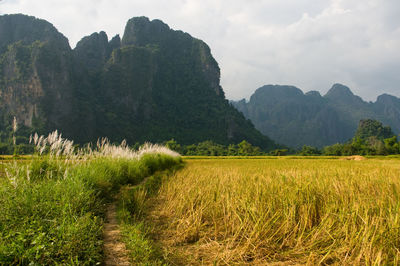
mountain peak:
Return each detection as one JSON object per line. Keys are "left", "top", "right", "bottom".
{"left": 251, "top": 85, "right": 303, "bottom": 103}
{"left": 121, "top": 16, "right": 171, "bottom": 47}
{"left": 376, "top": 94, "right": 400, "bottom": 105}
{"left": 323, "top": 83, "right": 366, "bottom": 105}
{"left": 251, "top": 85, "right": 303, "bottom": 104}
{"left": 325, "top": 83, "right": 354, "bottom": 98}
{"left": 305, "top": 90, "right": 322, "bottom": 98}
{"left": 0, "top": 14, "right": 70, "bottom": 52}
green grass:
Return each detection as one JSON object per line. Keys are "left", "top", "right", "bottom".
{"left": 0, "top": 146, "right": 181, "bottom": 264}
{"left": 0, "top": 159, "right": 103, "bottom": 264}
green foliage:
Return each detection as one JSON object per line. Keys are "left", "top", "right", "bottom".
{"left": 0, "top": 143, "right": 34, "bottom": 155}
{"left": 269, "top": 149, "right": 289, "bottom": 156}
{"left": 165, "top": 139, "right": 181, "bottom": 153}
{"left": 165, "top": 139, "right": 267, "bottom": 156}
{"left": 29, "top": 157, "right": 65, "bottom": 181}
{"left": 0, "top": 143, "right": 9, "bottom": 154}
{"left": 384, "top": 136, "right": 400, "bottom": 154}
{"left": 184, "top": 141, "right": 228, "bottom": 156}
{"left": 322, "top": 120, "right": 400, "bottom": 156}
{"left": 0, "top": 149, "right": 181, "bottom": 264}
{"left": 0, "top": 170, "right": 103, "bottom": 264}
{"left": 298, "top": 145, "right": 321, "bottom": 156}
{"left": 237, "top": 140, "right": 262, "bottom": 156}
{"left": 354, "top": 119, "right": 394, "bottom": 141}
{"left": 322, "top": 143, "right": 344, "bottom": 156}
{"left": 14, "top": 144, "right": 34, "bottom": 155}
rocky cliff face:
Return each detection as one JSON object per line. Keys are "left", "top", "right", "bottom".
{"left": 374, "top": 94, "right": 400, "bottom": 133}
{"left": 0, "top": 14, "right": 276, "bottom": 150}
{"left": 0, "top": 14, "right": 75, "bottom": 137}
{"left": 232, "top": 84, "right": 400, "bottom": 148}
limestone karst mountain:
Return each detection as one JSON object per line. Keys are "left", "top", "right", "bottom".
{"left": 232, "top": 84, "right": 400, "bottom": 148}
{"left": 0, "top": 14, "right": 277, "bottom": 150}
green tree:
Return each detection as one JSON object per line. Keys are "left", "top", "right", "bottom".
{"left": 298, "top": 145, "right": 321, "bottom": 156}
{"left": 322, "top": 143, "right": 343, "bottom": 156}
{"left": 384, "top": 136, "right": 400, "bottom": 154}
{"left": 237, "top": 140, "right": 262, "bottom": 156}
{"left": 165, "top": 139, "right": 181, "bottom": 153}
{"left": 227, "top": 144, "right": 237, "bottom": 156}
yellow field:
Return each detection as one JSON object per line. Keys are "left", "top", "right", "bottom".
{"left": 148, "top": 158, "right": 400, "bottom": 265}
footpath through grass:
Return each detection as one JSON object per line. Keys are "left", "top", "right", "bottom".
{"left": 0, "top": 132, "right": 181, "bottom": 265}
{"left": 143, "top": 157, "right": 400, "bottom": 265}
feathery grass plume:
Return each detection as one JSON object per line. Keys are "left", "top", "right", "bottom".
{"left": 12, "top": 116, "right": 17, "bottom": 146}
{"left": 138, "top": 142, "right": 180, "bottom": 158}
{"left": 12, "top": 116, "right": 17, "bottom": 132}
{"left": 4, "top": 161, "right": 19, "bottom": 188}
{"left": 28, "top": 131, "right": 180, "bottom": 160}
{"left": 30, "top": 130, "right": 76, "bottom": 158}
{"left": 90, "top": 138, "right": 180, "bottom": 159}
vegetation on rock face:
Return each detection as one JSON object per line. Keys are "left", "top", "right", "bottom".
{"left": 232, "top": 84, "right": 400, "bottom": 148}
{"left": 0, "top": 14, "right": 76, "bottom": 141}
{"left": 0, "top": 14, "right": 277, "bottom": 151}
{"left": 354, "top": 119, "right": 394, "bottom": 141}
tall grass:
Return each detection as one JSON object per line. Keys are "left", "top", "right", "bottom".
{"left": 0, "top": 131, "right": 181, "bottom": 265}
{"left": 152, "top": 158, "right": 400, "bottom": 265}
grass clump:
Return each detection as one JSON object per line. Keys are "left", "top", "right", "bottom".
{"left": 0, "top": 131, "right": 181, "bottom": 265}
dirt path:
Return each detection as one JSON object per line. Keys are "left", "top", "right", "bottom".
{"left": 103, "top": 203, "right": 131, "bottom": 266}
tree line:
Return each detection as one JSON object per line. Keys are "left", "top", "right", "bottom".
{"left": 1, "top": 118, "right": 399, "bottom": 157}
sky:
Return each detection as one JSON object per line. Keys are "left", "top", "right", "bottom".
{"left": 1, "top": 0, "right": 399, "bottom": 102}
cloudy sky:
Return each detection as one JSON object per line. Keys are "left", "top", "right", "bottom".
{"left": 1, "top": 0, "right": 399, "bottom": 101}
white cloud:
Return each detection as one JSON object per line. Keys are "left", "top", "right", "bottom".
{"left": 1, "top": 0, "right": 399, "bottom": 101}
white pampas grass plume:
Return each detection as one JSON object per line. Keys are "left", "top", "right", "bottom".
{"left": 30, "top": 130, "right": 180, "bottom": 160}
{"left": 12, "top": 116, "right": 17, "bottom": 146}
{"left": 12, "top": 116, "right": 17, "bottom": 133}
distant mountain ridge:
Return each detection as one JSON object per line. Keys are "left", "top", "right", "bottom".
{"left": 232, "top": 84, "right": 400, "bottom": 148}
{"left": 0, "top": 14, "right": 277, "bottom": 150}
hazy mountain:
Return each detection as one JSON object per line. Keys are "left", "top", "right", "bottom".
{"left": 0, "top": 14, "right": 277, "bottom": 150}
{"left": 232, "top": 84, "right": 400, "bottom": 148}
